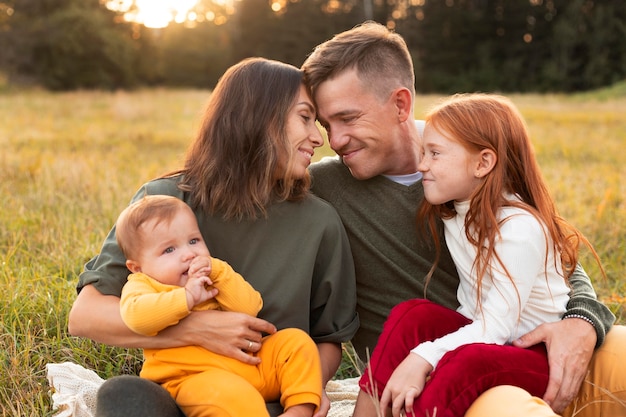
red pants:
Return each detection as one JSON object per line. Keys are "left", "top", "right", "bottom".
{"left": 359, "top": 299, "right": 549, "bottom": 417}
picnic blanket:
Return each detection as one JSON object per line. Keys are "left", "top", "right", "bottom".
{"left": 46, "top": 363, "right": 104, "bottom": 417}
{"left": 46, "top": 362, "right": 360, "bottom": 417}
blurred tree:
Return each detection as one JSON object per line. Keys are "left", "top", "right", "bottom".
{"left": 151, "top": 21, "right": 233, "bottom": 87}
{"left": 544, "top": 0, "right": 626, "bottom": 91}
{"left": 231, "top": 0, "right": 361, "bottom": 67}
{"left": 229, "top": 0, "right": 278, "bottom": 62}
{"left": 0, "top": 0, "right": 624, "bottom": 92}
{"left": 3, "top": 0, "right": 137, "bottom": 89}
{"left": 395, "top": 0, "right": 626, "bottom": 93}
{"left": 400, "top": 0, "right": 565, "bottom": 93}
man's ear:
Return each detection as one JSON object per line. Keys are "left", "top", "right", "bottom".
{"left": 393, "top": 87, "right": 413, "bottom": 122}
{"left": 126, "top": 259, "right": 141, "bottom": 273}
{"left": 475, "top": 149, "right": 497, "bottom": 178}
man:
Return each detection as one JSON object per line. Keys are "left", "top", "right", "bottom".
{"left": 301, "top": 21, "right": 624, "bottom": 417}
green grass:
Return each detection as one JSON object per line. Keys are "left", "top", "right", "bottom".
{"left": 1, "top": 87, "right": 625, "bottom": 416}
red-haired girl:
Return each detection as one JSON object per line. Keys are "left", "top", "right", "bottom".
{"left": 361, "top": 93, "right": 603, "bottom": 417}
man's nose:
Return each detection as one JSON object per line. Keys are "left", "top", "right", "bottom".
{"left": 328, "top": 127, "right": 349, "bottom": 152}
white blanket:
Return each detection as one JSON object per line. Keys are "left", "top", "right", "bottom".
{"left": 46, "top": 362, "right": 359, "bottom": 417}
{"left": 46, "top": 363, "right": 104, "bottom": 417}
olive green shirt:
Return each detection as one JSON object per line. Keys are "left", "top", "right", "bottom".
{"left": 78, "top": 175, "right": 360, "bottom": 344}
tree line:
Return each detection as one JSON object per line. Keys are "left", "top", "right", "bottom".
{"left": 1, "top": 0, "right": 625, "bottom": 93}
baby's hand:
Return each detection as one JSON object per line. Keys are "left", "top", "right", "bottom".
{"left": 185, "top": 256, "right": 218, "bottom": 308}
{"left": 185, "top": 276, "right": 218, "bottom": 308}
{"left": 188, "top": 256, "right": 212, "bottom": 281}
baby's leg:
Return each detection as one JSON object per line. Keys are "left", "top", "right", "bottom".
{"left": 164, "top": 368, "right": 270, "bottom": 417}
{"left": 258, "top": 328, "right": 322, "bottom": 415}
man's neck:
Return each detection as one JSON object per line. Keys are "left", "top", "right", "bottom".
{"left": 384, "top": 171, "right": 423, "bottom": 186}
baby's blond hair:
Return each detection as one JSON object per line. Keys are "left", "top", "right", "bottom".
{"left": 115, "top": 195, "right": 190, "bottom": 261}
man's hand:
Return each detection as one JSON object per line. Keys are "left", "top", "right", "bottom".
{"left": 164, "top": 309, "right": 277, "bottom": 365}
{"left": 513, "top": 318, "right": 595, "bottom": 412}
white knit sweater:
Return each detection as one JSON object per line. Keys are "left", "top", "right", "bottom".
{"left": 412, "top": 197, "right": 570, "bottom": 368}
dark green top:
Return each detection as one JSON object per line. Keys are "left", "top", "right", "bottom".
{"left": 78, "top": 175, "right": 360, "bottom": 344}
{"left": 310, "top": 156, "right": 614, "bottom": 357}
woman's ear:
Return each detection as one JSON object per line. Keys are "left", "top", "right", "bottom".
{"left": 475, "top": 149, "right": 497, "bottom": 178}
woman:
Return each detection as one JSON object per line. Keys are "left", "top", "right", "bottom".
{"left": 68, "top": 57, "right": 359, "bottom": 417}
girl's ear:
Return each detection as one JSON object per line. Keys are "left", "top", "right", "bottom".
{"left": 126, "top": 259, "right": 142, "bottom": 273}
{"left": 475, "top": 149, "right": 497, "bottom": 178}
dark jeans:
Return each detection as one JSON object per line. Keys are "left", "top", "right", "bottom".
{"left": 96, "top": 375, "right": 283, "bottom": 417}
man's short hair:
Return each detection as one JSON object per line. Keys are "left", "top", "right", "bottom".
{"left": 302, "top": 21, "right": 415, "bottom": 102}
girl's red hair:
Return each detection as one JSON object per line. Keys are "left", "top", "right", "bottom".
{"left": 418, "top": 93, "right": 602, "bottom": 303}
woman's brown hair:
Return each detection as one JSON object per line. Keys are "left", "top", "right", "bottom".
{"left": 178, "top": 57, "right": 311, "bottom": 220}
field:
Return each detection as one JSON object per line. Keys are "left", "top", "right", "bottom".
{"left": 1, "top": 87, "right": 625, "bottom": 416}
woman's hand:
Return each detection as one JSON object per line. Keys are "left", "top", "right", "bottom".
{"left": 69, "top": 285, "right": 276, "bottom": 365}
{"left": 379, "top": 353, "right": 432, "bottom": 417}
{"left": 164, "top": 309, "right": 277, "bottom": 365}
{"left": 314, "top": 391, "right": 331, "bottom": 417}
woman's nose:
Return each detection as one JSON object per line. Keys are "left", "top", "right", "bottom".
{"left": 310, "top": 125, "right": 324, "bottom": 147}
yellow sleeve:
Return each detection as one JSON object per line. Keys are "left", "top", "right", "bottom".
{"left": 208, "top": 258, "right": 263, "bottom": 316}
{"left": 120, "top": 273, "right": 190, "bottom": 336}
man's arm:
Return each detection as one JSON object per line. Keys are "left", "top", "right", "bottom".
{"left": 564, "top": 263, "right": 615, "bottom": 347}
{"left": 68, "top": 284, "right": 276, "bottom": 365}
{"left": 513, "top": 263, "right": 615, "bottom": 412}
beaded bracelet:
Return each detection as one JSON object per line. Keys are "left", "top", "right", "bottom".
{"left": 563, "top": 313, "right": 595, "bottom": 328}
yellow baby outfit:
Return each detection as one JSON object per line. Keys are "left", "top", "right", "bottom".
{"left": 120, "top": 258, "right": 322, "bottom": 417}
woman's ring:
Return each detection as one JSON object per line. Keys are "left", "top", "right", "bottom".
{"left": 248, "top": 340, "right": 253, "bottom": 351}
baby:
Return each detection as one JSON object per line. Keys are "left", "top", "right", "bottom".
{"left": 116, "top": 194, "right": 322, "bottom": 417}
